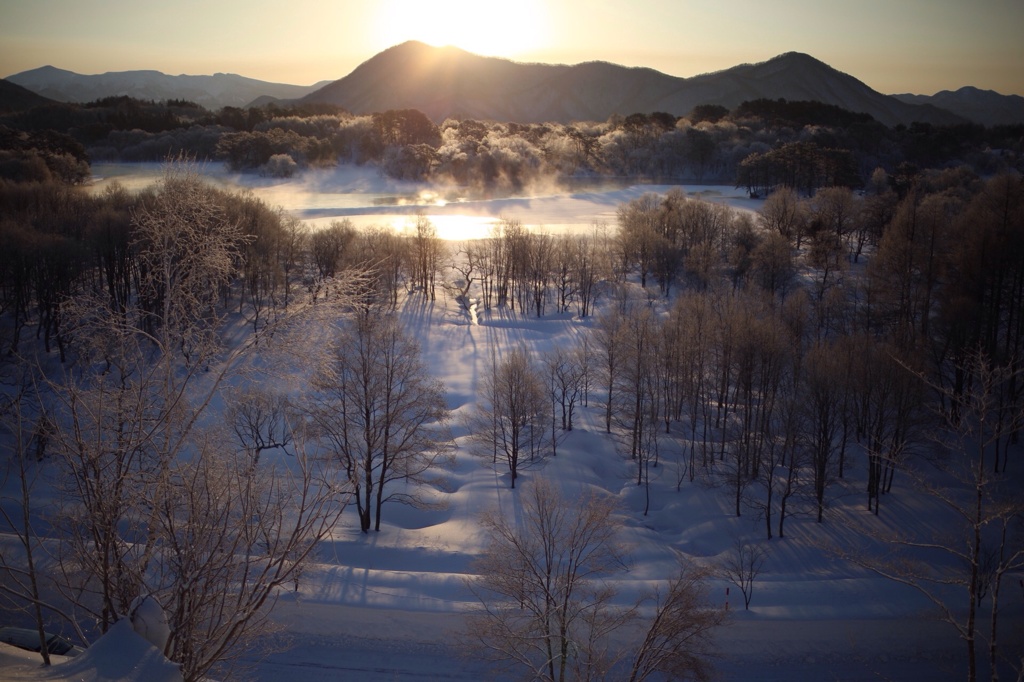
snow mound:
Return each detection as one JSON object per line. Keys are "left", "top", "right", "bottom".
{"left": 129, "top": 595, "right": 170, "bottom": 653}
{"left": 40, "top": 619, "right": 181, "bottom": 682}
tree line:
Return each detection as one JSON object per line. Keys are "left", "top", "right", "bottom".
{"left": 460, "top": 168, "right": 1024, "bottom": 681}
{"left": 3, "top": 94, "right": 1021, "bottom": 191}
{"left": 0, "top": 160, "right": 462, "bottom": 680}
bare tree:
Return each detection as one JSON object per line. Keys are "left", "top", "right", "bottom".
{"left": 308, "top": 308, "right": 452, "bottom": 532}
{"left": 485, "top": 218, "right": 524, "bottom": 310}
{"left": 546, "top": 343, "right": 586, "bottom": 432}
{"left": 625, "top": 563, "right": 725, "bottom": 682}
{"left": 672, "top": 292, "right": 714, "bottom": 481}
{"left": 409, "top": 213, "right": 444, "bottom": 300}
{"left": 617, "top": 193, "right": 661, "bottom": 288}
{"left": 0, "top": 373, "right": 68, "bottom": 665}
{"left": 758, "top": 187, "right": 807, "bottom": 247}
{"left": 806, "top": 229, "right": 847, "bottom": 309}
{"left": 801, "top": 341, "right": 844, "bottom": 523}
{"left": 152, "top": 427, "right": 346, "bottom": 682}
{"left": 572, "top": 231, "right": 605, "bottom": 318}
{"left": 446, "top": 241, "right": 481, "bottom": 315}
{"left": 467, "top": 480, "right": 627, "bottom": 681}
{"left": 835, "top": 350, "right": 1024, "bottom": 682}
{"left": 593, "top": 306, "right": 626, "bottom": 434}
{"left": 747, "top": 352, "right": 805, "bottom": 540}
{"left": 750, "top": 232, "right": 795, "bottom": 299}
{"left": 551, "top": 235, "right": 577, "bottom": 314}
{"left": 226, "top": 385, "right": 293, "bottom": 466}
{"left": 720, "top": 536, "right": 768, "bottom": 610}
{"left": 45, "top": 162, "right": 249, "bottom": 634}
{"left": 525, "top": 232, "right": 554, "bottom": 317}
{"left": 849, "top": 338, "right": 926, "bottom": 515}
{"left": 131, "top": 161, "right": 247, "bottom": 362}
{"left": 471, "top": 346, "right": 548, "bottom": 488}
{"left": 812, "top": 186, "right": 859, "bottom": 260}
{"left": 309, "top": 219, "right": 356, "bottom": 282}
{"left": 612, "top": 303, "right": 663, "bottom": 516}
{"left": 278, "top": 216, "right": 307, "bottom": 310}
{"left": 866, "top": 192, "right": 951, "bottom": 352}
{"left": 466, "top": 479, "right": 725, "bottom": 682}
{"left": 31, "top": 159, "right": 359, "bottom": 681}
{"left": 355, "top": 226, "right": 408, "bottom": 309}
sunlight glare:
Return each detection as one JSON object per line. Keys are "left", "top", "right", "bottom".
{"left": 373, "top": 0, "right": 548, "bottom": 59}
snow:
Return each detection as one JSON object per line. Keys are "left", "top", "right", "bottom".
{"left": 128, "top": 595, "right": 170, "bottom": 654}
{"left": 10, "top": 163, "right": 1023, "bottom": 681}
{"left": 0, "top": 619, "right": 181, "bottom": 682}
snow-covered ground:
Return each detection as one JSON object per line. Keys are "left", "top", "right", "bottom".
{"left": 6, "top": 164, "right": 1022, "bottom": 681}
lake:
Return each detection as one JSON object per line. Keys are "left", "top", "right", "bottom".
{"left": 88, "top": 162, "right": 763, "bottom": 241}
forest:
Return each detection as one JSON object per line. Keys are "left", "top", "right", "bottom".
{"left": 2, "top": 94, "right": 1022, "bottom": 192}
{"left": 0, "top": 92, "right": 1023, "bottom": 682}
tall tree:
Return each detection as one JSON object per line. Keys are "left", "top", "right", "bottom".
{"left": 471, "top": 347, "right": 548, "bottom": 488}
{"left": 801, "top": 341, "right": 845, "bottom": 523}
{"left": 836, "top": 349, "right": 1024, "bottom": 682}
{"left": 758, "top": 187, "right": 808, "bottom": 247}
{"left": 309, "top": 309, "right": 452, "bottom": 532}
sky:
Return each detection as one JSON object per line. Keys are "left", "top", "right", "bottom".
{"left": 2, "top": 0, "right": 1022, "bottom": 96}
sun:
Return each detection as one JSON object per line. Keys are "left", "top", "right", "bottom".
{"left": 373, "top": 0, "right": 549, "bottom": 59}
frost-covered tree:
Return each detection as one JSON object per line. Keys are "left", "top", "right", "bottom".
{"left": 47, "top": 161, "right": 248, "bottom": 634}
{"left": 152, "top": 429, "right": 345, "bottom": 682}
{"left": 409, "top": 213, "right": 444, "bottom": 300}
{"left": 32, "top": 159, "right": 355, "bottom": 681}
{"left": 758, "top": 187, "right": 807, "bottom": 247}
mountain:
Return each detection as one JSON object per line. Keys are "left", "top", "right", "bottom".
{"left": 10, "top": 47, "right": 1004, "bottom": 127}
{"left": 676, "top": 52, "right": 963, "bottom": 127}
{"left": 300, "top": 42, "right": 964, "bottom": 127}
{"left": 0, "top": 78, "right": 58, "bottom": 113}
{"left": 5, "top": 66, "right": 330, "bottom": 110}
{"left": 892, "top": 86, "right": 1024, "bottom": 127}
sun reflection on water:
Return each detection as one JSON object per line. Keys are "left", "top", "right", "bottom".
{"left": 86, "top": 163, "right": 762, "bottom": 242}
{"left": 306, "top": 214, "right": 511, "bottom": 242}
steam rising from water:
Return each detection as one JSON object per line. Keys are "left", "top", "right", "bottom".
{"left": 88, "top": 162, "right": 763, "bottom": 241}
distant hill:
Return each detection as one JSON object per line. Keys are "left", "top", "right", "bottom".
{"left": 12, "top": 46, "right": 1016, "bottom": 128}
{"left": 0, "top": 78, "right": 58, "bottom": 113}
{"left": 677, "top": 52, "right": 963, "bottom": 127}
{"left": 892, "top": 87, "right": 1024, "bottom": 127}
{"left": 300, "top": 42, "right": 964, "bottom": 127}
{"left": 5, "top": 66, "right": 330, "bottom": 110}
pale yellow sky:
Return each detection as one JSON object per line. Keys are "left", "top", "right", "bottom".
{"left": 2, "top": 0, "right": 1021, "bottom": 96}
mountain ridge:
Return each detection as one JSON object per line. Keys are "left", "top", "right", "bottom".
{"left": 7, "top": 44, "right": 1022, "bottom": 126}
{"left": 0, "top": 78, "right": 58, "bottom": 113}
{"left": 892, "top": 86, "right": 1024, "bottom": 127}
{"left": 299, "top": 42, "right": 966, "bottom": 127}
{"left": 5, "top": 66, "right": 330, "bottom": 110}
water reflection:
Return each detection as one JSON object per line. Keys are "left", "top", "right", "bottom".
{"left": 87, "top": 163, "right": 761, "bottom": 241}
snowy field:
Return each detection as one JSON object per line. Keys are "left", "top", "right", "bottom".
{"left": 3, "top": 164, "right": 1022, "bottom": 681}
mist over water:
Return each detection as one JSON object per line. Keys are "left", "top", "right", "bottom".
{"left": 88, "top": 162, "right": 762, "bottom": 240}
